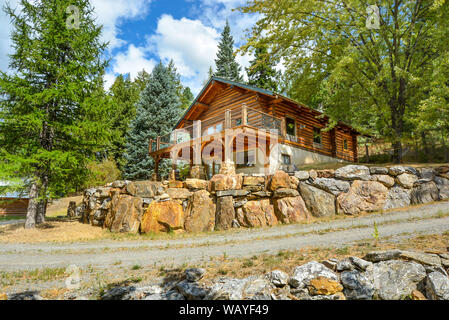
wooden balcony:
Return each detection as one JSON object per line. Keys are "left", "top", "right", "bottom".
{"left": 149, "top": 105, "right": 286, "bottom": 161}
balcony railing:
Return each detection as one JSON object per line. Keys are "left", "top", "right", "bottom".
{"left": 149, "top": 105, "right": 285, "bottom": 153}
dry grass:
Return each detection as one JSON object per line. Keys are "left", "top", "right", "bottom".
{"left": 296, "top": 162, "right": 447, "bottom": 171}
{"left": 0, "top": 219, "right": 109, "bottom": 243}
{"left": 46, "top": 195, "right": 83, "bottom": 218}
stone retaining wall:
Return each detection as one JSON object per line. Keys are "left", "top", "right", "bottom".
{"left": 71, "top": 165, "right": 449, "bottom": 234}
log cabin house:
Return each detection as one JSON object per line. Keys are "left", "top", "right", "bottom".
{"left": 149, "top": 77, "right": 361, "bottom": 179}
{"left": 0, "top": 181, "right": 29, "bottom": 216}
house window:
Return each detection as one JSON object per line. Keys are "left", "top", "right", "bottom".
{"left": 204, "top": 122, "right": 223, "bottom": 135}
{"left": 313, "top": 128, "right": 322, "bottom": 145}
{"left": 235, "top": 118, "right": 242, "bottom": 126}
{"left": 236, "top": 150, "right": 256, "bottom": 168}
{"left": 343, "top": 139, "right": 348, "bottom": 150}
{"left": 282, "top": 154, "right": 291, "bottom": 165}
{"left": 286, "top": 117, "right": 296, "bottom": 136}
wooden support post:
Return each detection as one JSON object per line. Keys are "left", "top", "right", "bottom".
{"left": 155, "top": 156, "right": 160, "bottom": 181}
{"left": 149, "top": 139, "right": 153, "bottom": 153}
{"left": 156, "top": 136, "right": 160, "bottom": 151}
{"left": 173, "top": 130, "right": 178, "bottom": 145}
{"left": 193, "top": 120, "right": 202, "bottom": 165}
{"left": 281, "top": 118, "right": 287, "bottom": 137}
{"left": 242, "top": 105, "right": 248, "bottom": 126}
{"left": 225, "top": 109, "right": 231, "bottom": 129}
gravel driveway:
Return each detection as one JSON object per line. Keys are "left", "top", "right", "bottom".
{"left": 0, "top": 201, "right": 448, "bottom": 272}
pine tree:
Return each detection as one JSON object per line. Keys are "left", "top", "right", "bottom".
{"left": 180, "top": 87, "right": 194, "bottom": 111}
{"left": 0, "top": 0, "right": 111, "bottom": 228}
{"left": 214, "top": 20, "right": 243, "bottom": 82}
{"left": 108, "top": 74, "right": 142, "bottom": 170}
{"left": 123, "top": 62, "right": 181, "bottom": 180}
{"left": 246, "top": 45, "right": 279, "bottom": 92}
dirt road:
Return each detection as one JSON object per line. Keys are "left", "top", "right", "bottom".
{"left": 0, "top": 201, "right": 448, "bottom": 271}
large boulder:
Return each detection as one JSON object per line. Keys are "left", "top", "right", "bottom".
{"left": 210, "top": 174, "right": 243, "bottom": 191}
{"left": 370, "top": 260, "right": 427, "bottom": 300}
{"left": 369, "top": 167, "right": 389, "bottom": 175}
{"left": 299, "top": 183, "right": 336, "bottom": 217}
{"left": 204, "top": 278, "right": 247, "bottom": 300}
{"left": 140, "top": 201, "right": 184, "bottom": 233}
{"left": 269, "top": 170, "right": 291, "bottom": 191}
{"left": 184, "top": 179, "right": 209, "bottom": 190}
{"left": 126, "top": 181, "right": 164, "bottom": 198}
{"left": 335, "top": 165, "right": 371, "bottom": 181}
{"left": 274, "top": 196, "right": 311, "bottom": 224}
{"left": 243, "top": 176, "right": 265, "bottom": 186}
{"left": 308, "top": 277, "right": 343, "bottom": 296}
{"left": 340, "top": 270, "right": 374, "bottom": 300}
{"left": 294, "top": 171, "right": 310, "bottom": 181}
{"left": 104, "top": 195, "right": 143, "bottom": 233}
{"left": 289, "top": 261, "right": 338, "bottom": 289}
{"left": 383, "top": 186, "right": 411, "bottom": 210}
{"left": 435, "top": 176, "right": 449, "bottom": 200}
{"left": 425, "top": 272, "right": 449, "bottom": 300}
{"left": 411, "top": 181, "right": 439, "bottom": 204}
{"left": 184, "top": 190, "right": 216, "bottom": 233}
{"left": 337, "top": 180, "right": 389, "bottom": 215}
{"left": 396, "top": 173, "right": 418, "bottom": 189}
{"left": 309, "top": 178, "right": 350, "bottom": 196}
{"left": 240, "top": 199, "right": 278, "bottom": 228}
{"left": 215, "top": 196, "right": 235, "bottom": 231}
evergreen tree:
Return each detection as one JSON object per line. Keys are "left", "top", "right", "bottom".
{"left": 202, "top": 66, "right": 215, "bottom": 86}
{"left": 108, "top": 74, "right": 142, "bottom": 170}
{"left": 246, "top": 45, "right": 279, "bottom": 92}
{"left": 180, "top": 87, "right": 194, "bottom": 111}
{"left": 124, "top": 62, "right": 181, "bottom": 180}
{"left": 134, "top": 69, "right": 151, "bottom": 92}
{"left": 0, "top": 0, "right": 111, "bottom": 228}
{"left": 214, "top": 20, "right": 243, "bottom": 82}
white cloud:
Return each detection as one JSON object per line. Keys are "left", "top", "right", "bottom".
{"left": 148, "top": 14, "right": 220, "bottom": 94}
{"left": 90, "top": 0, "right": 152, "bottom": 50}
{"left": 105, "top": 44, "right": 156, "bottom": 89}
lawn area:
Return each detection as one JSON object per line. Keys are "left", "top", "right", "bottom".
{"left": 295, "top": 161, "right": 448, "bottom": 171}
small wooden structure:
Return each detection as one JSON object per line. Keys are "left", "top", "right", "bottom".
{"left": 149, "top": 77, "right": 361, "bottom": 179}
{"left": 0, "top": 181, "right": 29, "bottom": 216}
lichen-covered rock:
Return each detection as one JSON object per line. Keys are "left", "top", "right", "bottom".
{"left": 168, "top": 180, "right": 184, "bottom": 188}
{"left": 289, "top": 176, "right": 300, "bottom": 189}
{"left": 266, "top": 270, "right": 289, "bottom": 287}
{"left": 425, "top": 272, "right": 449, "bottom": 300}
{"left": 411, "top": 181, "right": 439, "bottom": 204}
{"left": 141, "top": 201, "right": 184, "bottom": 233}
{"left": 399, "top": 251, "right": 442, "bottom": 267}
{"left": 340, "top": 270, "right": 374, "bottom": 300}
{"left": 243, "top": 176, "right": 265, "bottom": 186}
{"left": 309, "top": 178, "right": 350, "bottom": 196}
{"left": 294, "top": 171, "right": 310, "bottom": 181}
{"left": 273, "top": 188, "right": 299, "bottom": 198}
{"left": 435, "top": 176, "right": 449, "bottom": 200}
{"left": 316, "top": 170, "right": 335, "bottom": 179}
{"left": 274, "top": 196, "right": 311, "bottom": 224}
{"left": 371, "top": 260, "right": 426, "bottom": 300}
{"left": 166, "top": 188, "right": 192, "bottom": 200}
{"left": 371, "top": 175, "right": 395, "bottom": 188}
{"left": 216, "top": 190, "right": 249, "bottom": 197}
{"left": 242, "top": 277, "right": 274, "bottom": 300}
{"left": 204, "top": 278, "right": 247, "bottom": 300}
{"left": 269, "top": 170, "right": 291, "bottom": 191}
{"left": 299, "top": 183, "right": 336, "bottom": 217}
{"left": 420, "top": 168, "right": 436, "bottom": 180}
{"left": 388, "top": 166, "right": 407, "bottom": 176}
{"left": 363, "top": 250, "right": 402, "bottom": 262}
{"left": 384, "top": 186, "right": 411, "bottom": 210}
{"left": 289, "top": 261, "right": 338, "bottom": 289}
{"left": 184, "top": 190, "right": 215, "bottom": 233}
{"left": 210, "top": 174, "right": 243, "bottom": 191}
{"left": 184, "top": 179, "right": 209, "bottom": 190}
{"left": 308, "top": 277, "right": 343, "bottom": 296}
{"left": 215, "top": 196, "right": 235, "bottom": 231}
{"left": 240, "top": 199, "right": 278, "bottom": 228}
{"left": 126, "top": 181, "right": 164, "bottom": 198}
{"left": 176, "top": 280, "right": 207, "bottom": 300}
{"left": 335, "top": 165, "right": 371, "bottom": 181}
{"left": 337, "top": 180, "right": 389, "bottom": 215}
{"left": 370, "top": 167, "right": 389, "bottom": 175}
{"left": 104, "top": 195, "right": 143, "bottom": 233}
{"left": 396, "top": 173, "right": 418, "bottom": 189}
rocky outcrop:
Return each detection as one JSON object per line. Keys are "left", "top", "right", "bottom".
{"left": 269, "top": 170, "right": 291, "bottom": 191}
{"left": 239, "top": 199, "right": 278, "bottom": 228}
{"left": 411, "top": 181, "right": 439, "bottom": 204}
{"left": 215, "top": 196, "right": 235, "bottom": 231}
{"left": 104, "top": 194, "right": 143, "bottom": 233}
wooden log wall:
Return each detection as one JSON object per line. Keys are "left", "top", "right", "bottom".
{"left": 0, "top": 198, "right": 29, "bottom": 215}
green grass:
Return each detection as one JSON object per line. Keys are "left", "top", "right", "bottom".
{"left": 0, "top": 215, "right": 25, "bottom": 222}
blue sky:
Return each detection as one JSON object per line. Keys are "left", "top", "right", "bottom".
{"left": 0, "top": 0, "right": 261, "bottom": 95}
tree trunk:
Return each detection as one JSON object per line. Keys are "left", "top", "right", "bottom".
{"left": 25, "top": 182, "right": 39, "bottom": 229}
{"left": 421, "top": 132, "right": 429, "bottom": 160}
{"left": 35, "top": 173, "right": 49, "bottom": 225}
{"left": 365, "top": 142, "right": 370, "bottom": 163}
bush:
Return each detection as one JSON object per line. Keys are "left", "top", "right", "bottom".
{"left": 83, "top": 158, "right": 121, "bottom": 188}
